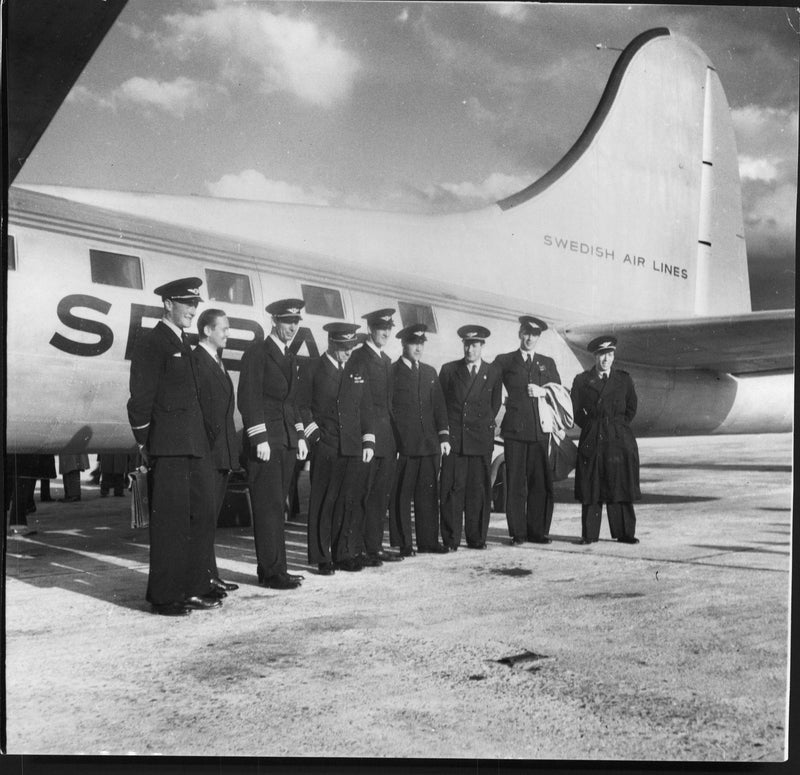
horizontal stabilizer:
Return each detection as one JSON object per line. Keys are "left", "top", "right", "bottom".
{"left": 562, "top": 310, "right": 795, "bottom": 374}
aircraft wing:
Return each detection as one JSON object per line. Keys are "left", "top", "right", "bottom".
{"left": 561, "top": 310, "right": 795, "bottom": 374}
{"left": 4, "top": 0, "right": 128, "bottom": 183}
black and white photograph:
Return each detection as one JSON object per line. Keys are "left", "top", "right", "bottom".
{"left": 3, "top": 0, "right": 796, "bottom": 763}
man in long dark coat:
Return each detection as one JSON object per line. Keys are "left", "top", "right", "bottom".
{"left": 237, "top": 298, "right": 308, "bottom": 589}
{"left": 303, "top": 323, "right": 375, "bottom": 574}
{"left": 438, "top": 325, "right": 502, "bottom": 550}
{"left": 571, "top": 335, "right": 641, "bottom": 544}
{"left": 495, "top": 315, "right": 561, "bottom": 544}
{"left": 389, "top": 324, "right": 450, "bottom": 555}
{"left": 128, "top": 277, "right": 220, "bottom": 616}
{"left": 194, "top": 307, "right": 240, "bottom": 596}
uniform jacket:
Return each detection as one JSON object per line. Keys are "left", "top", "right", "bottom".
{"left": 438, "top": 359, "right": 502, "bottom": 456}
{"left": 347, "top": 343, "right": 396, "bottom": 458}
{"left": 237, "top": 336, "right": 304, "bottom": 450}
{"left": 391, "top": 359, "right": 449, "bottom": 456}
{"left": 127, "top": 321, "right": 209, "bottom": 457}
{"left": 304, "top": 355, "right": 375, "bottom": 457}
{"left": 571, "top": 367, "right": 641, "bottom": 503}
{"left": 193, "top": 344, "right": 238, "bottom": 471}
{"left": 495, "top": 350, "right": 561, "bottom": 441}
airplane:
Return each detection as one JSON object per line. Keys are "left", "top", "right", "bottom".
{"left": 4, "top": 23, "right": 795, "bottom": 489}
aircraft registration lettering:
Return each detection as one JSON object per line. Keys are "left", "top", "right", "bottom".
{"left": 49, "top": 294, "right": 320, "bottom": 371}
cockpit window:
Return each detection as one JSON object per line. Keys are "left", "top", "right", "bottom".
{"left": 205, "top": 269, "right": 254, "bottom": 306}
{"left": 90, "top": 249, "right": 143, "bottom": 289}
{"left": 398, "top": 301, "right": 438, "bottom": 333}
{"left": 301, "top": 283, "right": 345, "bottom": 318}
{"left": 7, "top": 235, "right": 16, "bottom": 270}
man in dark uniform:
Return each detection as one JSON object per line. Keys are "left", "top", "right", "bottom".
{"left": 127, "top": 277, "right": 221, "bottom": 616}
{"left": 439, "top": 325, "right": 503, "bottom": 551}
{"left": 193, "top": 308, "right": 240, "bottom": 597}
{"left": 389, "top": 324, "right": 450, "bottom": 555}
{"left": 571, "top": 336, "right": 641, "bottom": 544}
{"left": 495, "top": 315, "right": 561, "bottom": 545}
{"left": 348, "top": 308, "right": 404, "bottom": 566}
{"left": 237, "top": 298, "right": 308, "bottom": 590}
{"left": 303, "top": 323, "right": 375, "bottom": 575}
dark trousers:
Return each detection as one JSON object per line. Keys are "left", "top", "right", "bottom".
{"left": 206, "top": 468, "right": 230, "bottom": 578}
{"left": 100, "top": 472, "right": 125, "bottom": 496}
{"left": 581, "top": 502, "right": 636, "bottom": 540}
{"left": 358, "top": 454, "right": 396, "bottom": 556}
{"left": 390, "top": 454, "right": 440, "bottom": 550}
{"left": 440, "top": 452, "right": 491, "bottom": 548}
{"left": 6, "top": 477, "right": 35, "bottom": 526}
{"left": 247, "top": 446, "right": 295, "bottom": 579}
{"left": 62, "top": 470, "right": 81, "bottom": 500}
{"left": 146, "top": 455, "right": 215, "bottom": 606}
{"left": 307, "top": 444, "right": 367, "bottom": 564}
{"left": 504, "top": 438, "right": 553, "bottom": 541}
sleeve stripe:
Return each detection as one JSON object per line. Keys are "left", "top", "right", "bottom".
{"left": 131, "top": 423, "right": 150, "bottom": 430}
{"left": 304, "top": 422, "right": 319, "bottom": 437}
{"left": 438, "top": 429, "right": 449, "bottom": 436}
{"left": 362, "top": 433, "right": 376, "bottom": 443}
{"left": 294, "top": 423, "right": 304, "bottom": 432}
{"left": 247, "top": 424, "right": 267, "bottom": 437}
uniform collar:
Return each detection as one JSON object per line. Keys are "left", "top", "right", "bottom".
{"left": 366, "top": 339, "right": 383, "bottom": 356}
{"left": 161, "top": 317, "right": 184, "bottom": 342}
{"left": 198, "top": 340, "right": 219, "bottom": 360}
{"left": 401, "top": 356, "right": 419, "bottom": 370}
{"left": 269, "top": 332, "right": 291, "bottom": 352}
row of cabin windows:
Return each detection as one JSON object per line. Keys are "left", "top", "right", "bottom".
{"left": 5, "top": 237, "right": 439, "bottom": 332}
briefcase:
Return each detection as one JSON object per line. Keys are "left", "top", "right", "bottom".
{"left": 217, "top": 482, "right": 253, "bottom": 528}
{"left": 128, "top": 466, "right": 150, "bottom": 529}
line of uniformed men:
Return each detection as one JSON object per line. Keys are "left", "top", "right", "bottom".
{"left": 129, "top": 278, "right": 640, "bottom": 616}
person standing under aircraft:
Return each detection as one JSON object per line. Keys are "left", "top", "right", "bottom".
{"left": 348, "top": 308, "right": 404, "bottom": 566}
{"left": 193, "top": 308, "right": 240, "bottom": 597}
{"left": 128, "top": 277, "right": 220, "bottom": 617}
{"left": 571, "top": 336, "right": 641, "bottom": 544}
{"left": 389, "top": 324, "right": 450, "bottom": 555}
{"left": 495, "top": 316, "right": 561, "bottom": 545}
{"left": 237, "top": 298, "right": 308, "bottom": 590}
{"left": 304, "top": 323, "right": 375, "bottom": 575}
{"left": 439, "top": 326, "right": 503, "bottom": 551}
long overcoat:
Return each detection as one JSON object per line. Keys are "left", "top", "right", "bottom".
{"left": 571, "top": 367, "right": 641, "bottom": 504}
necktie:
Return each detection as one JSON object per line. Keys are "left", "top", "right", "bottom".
{"left": 181, "top": 332, "right": 191, "bottom": 354}
{"left": 338, "top": 361, "right": 343, "bottom": 372}
{"left": 217, "top": 355, "right": 225, "bottom": 372}
{"left": 284, "top": 346, "right": 289, "bottom": 357}
{"left": 470, "top": 364, "right": 477, "bottom": 380}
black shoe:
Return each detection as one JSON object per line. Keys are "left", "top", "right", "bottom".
{"left": 447, "top": 545, "right": 459, "bottom": 552}
{"left": 58, "top": 496, "right": 81, "bottom": 503}
{"left": 40, "top": 496, "right": 54, "bottom": 503}
{"left": 375, "top": 550, "right": 403, "bottom": 562}
{"left": 318, "top": 563, "right": 335, "bottom": 575}
{"left": 100, "top": 492, "right": 108, "bottom": 498}
{"left": 530, "top": 537, "right": 552, "bottom": 544}
{"left": 114, "top": 491, "right": 124, "bottom": 497}
{"left": 287, "top": 573, "right": 306, "bottom": 581}
{"left": 510, "top": 537, "right": 525, "bottom": 545}
{"left": 204, "top": 588, "right": 227, "bottom": 600}
{"left": 184, "top": 595, "right": 222, "bottom": 609}
{"left": 334, "top": 558, "right": 363, "bottom": 572}
{"left": 399, "top": 546, "right": 416, "bottom": 557}
{"left": 466, "top": 542, "right": 486, "bottom": 549}
{"left": 618, "top": 537, "right": 640, "bottom": 544}
{"left": 361, "top": 555, "right": 383, "bottom": 567}
{"left": 211, "top": 577, "right": 239, "bottom": 592}
{"left": 152, "top": 602, "right": 191, "bottom": 617}
{"left": 261, "top": 573, "right": 302, "bottom": 589}
{"left": 418, "top": 544, "right": 449, "bottom": 554}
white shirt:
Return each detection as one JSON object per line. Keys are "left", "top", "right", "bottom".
{"left": 269, "top": 332, "right": 291, "bottom": 354}
{"left": 161, "top": 317, "right": 184, "bottom": 342}
{"left": 198, "top": 340, "right": 222, "bottom": 363}
{"left": 325, "top": 352, "right": 344, "bottom": 370}
{"left": 518, "top": 348, "right": 535, "bottom": 361}
{"left": 401, "top": 356, "right": 420, "bottom": 370}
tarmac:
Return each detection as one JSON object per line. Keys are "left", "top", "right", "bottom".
{"left": 3, "top": 433, "right": 793, "bottom": 761}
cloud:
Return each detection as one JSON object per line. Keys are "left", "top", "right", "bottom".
{"left": 160, "top": 3, "right": 360, "bottom": 108}
{"left": 205, "top": 169, "right": 334, "bottom": 206}
{"left": 113, "top": 77, "right": 212, "bottom": 118}
{"left": 115, "top": 20, "right": 144, "bottom": 40}
{"left": 397, "top": 7, "right": 410, "bottom": 24}
{"left": 739, "top": 156, "right": 780, "bottom": 183}
{"left": 65, "top": 85, "right": 116, "bottom": 111}
{"left": 437, "top": 171, "right": 533, "bottom": 203}
{"left": 484, "top": 3, "right": 529, "bottom": 22}
{"left": 742, "top": 181, "right": 797, "bottom": 255}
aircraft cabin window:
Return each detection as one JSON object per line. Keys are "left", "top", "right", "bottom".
{"left": 206, "top": 269, "right": 254, "bottom": 306}
{"left": 301, "top": 283, "right": 345, "bottom": 318}
{"left": 7, "top": 235, "right": 16, "bottom": 270}
{"left": 398, "top": 301, "right": 438, "bottom": 333}
{"left": 89, "top": 249, "right": 143, "bottom": 289}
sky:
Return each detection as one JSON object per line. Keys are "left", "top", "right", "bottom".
{"left": 15, "top": 1, "right": 799, "bottom": 309}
